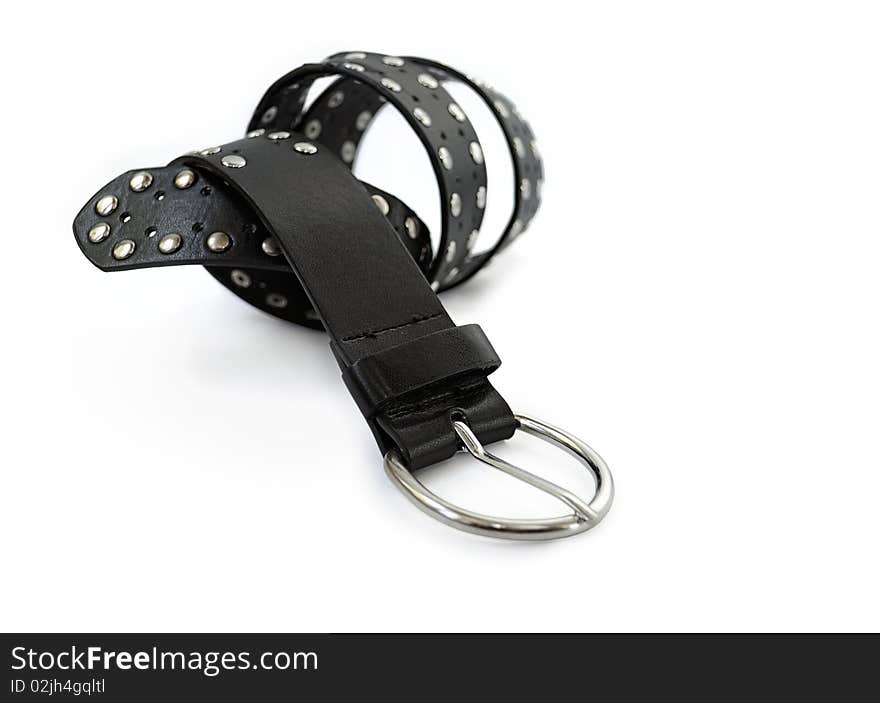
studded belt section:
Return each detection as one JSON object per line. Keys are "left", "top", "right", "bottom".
{"left": 72, "top": 52, "right": 614, "bottom": 541}
{"left": 74, "top": 165, "right": 431, "bottom": 328}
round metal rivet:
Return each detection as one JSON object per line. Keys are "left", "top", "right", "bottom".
{"left": 476, "top": 186, "right": 487, "bottom": 209}
{"left": 450, "top": 193, "right": 462, "bottom": 217}
{"left": 494, "top": 100, "right": 510, "bottom": 118}
{"left": 510, "top": 219, "right": 524, "bottom": 238}
{"left": 380, "top": 77, "right": 402, "bottom": 92}
{"left": 513, "top": 136, "right": 526, "bottom": 158}
{"left": 174, "top": 169, "right": 196, "bottom": 189}
{"left": 344, "top": 62, "right": 365, "bottom": 72}
{"left": 404, "top": 216, "right": 418, "bottom": 239}
{"left": 261, "top": 237, "right": 281, "bottom": 257}
{"left": 448, "top": 103, "right": 466, "bottom": 122}
{"left": 444, "top": 266, "right": 460, "bottom": 283}
{"left": 266, "top": 293, "right": 288, "bottom": 308}
{"left": 467, "top": 229, "right": 479, "bottom": 250}
{"left": 328, "top": 91, "right": 345, "bottom": 108}
{"left": 221, "top": 154, "right": 246, "bottom": 169}
{"left": 88, "top": 222, "right": 111, "bottom": 243}
{"left": 340, "top": 141, "right": 356, "bottom": 164}
{"left": 520, "top": 178, "right": 531, "bottom": 200}
{"left": 445, "top": 241, "right": 457, "bottom": 262}
{"left": 112, "top": 239, "right": 136, "bottom": 260}
{"left": 469, "top": 141, "right": 484, "bottom": 165}
{"left": 438, "top": 146, "right": 453, "bottom": 170}
{"left": 206, "top": 231, "right": 231, "bottom": 252}
{"left": 200, "top": 146, "right": 221, "bottom": 156}
{"left": 530, "top": 140, "right": 541, "bottom": 159}
{"left": 355, "top": 111, "right": 372, "bottom": 131}
{"left": 413, "top": 107, "right": 432, "bottom": 127}
{"left": 372, "top": 194, "right": 390, "bottom": 215}
{"left": 344, "top": 52, "right": 367, "bottom": 60}
{"left": 231, "top": 270, "right": 252, "bottom": 288}
{"left": 305, "top": 119, "right": 322, "bottom": 139}
{"left": 293, "top": 142, "right": 318, "bottom": 155}
{"left": 129, "top": 171, "right": 153, "bottom": 192}
{"left": 261, "top": 106, "right": 278, "bottom": 123}
{"left": 267, "top": 131, "right": 291, "bottom": 140}
{"left": 247, "top": 129, "right": 265, "bottom": 138}
{"left": 418, "top": 73, "right": 439, "bottom": 89}
{"left": 158, "top": 233, "right": 182, "bottom": 255}
{"left": 383, "top": 56, "right": 405, "bottom": 66}
{"left": 95, "top": 195, "right": 118, "bottom": 216}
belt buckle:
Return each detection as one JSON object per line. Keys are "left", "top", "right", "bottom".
{"left": 384, "top": 414, "right": 614, "bottom": 540}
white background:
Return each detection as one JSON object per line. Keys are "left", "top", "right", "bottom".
{"left": 1, "top": 1, "right": 878, "bottom": 632}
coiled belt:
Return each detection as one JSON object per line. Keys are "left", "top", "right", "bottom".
{"left": 72, "top": 51, "right": 614, "bottom": 540}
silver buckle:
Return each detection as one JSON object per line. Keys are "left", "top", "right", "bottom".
{"left": 384, "top": 414, "right": 614, "bottom": 540}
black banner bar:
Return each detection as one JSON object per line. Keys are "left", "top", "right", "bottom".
{"left": 2, "top": 633, "right": 875, "bottom": 700}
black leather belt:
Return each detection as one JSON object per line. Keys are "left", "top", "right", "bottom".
{"left": 72, "top": 51, "right": 614, "bottom": 540}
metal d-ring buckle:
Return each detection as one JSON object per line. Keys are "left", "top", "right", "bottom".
{"left": 384, "top": 414, "right": 614, "bottom": 540}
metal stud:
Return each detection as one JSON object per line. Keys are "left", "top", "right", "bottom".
{"left": 266, "top": 293, "right": 288, "bottom": 308}
{"left": 444, "top": 266, "right": 460, "bottom": 283}
{"left": 380, "top": 77, "right": 402, "bottom": 93}
{"left": 344, "top": 62, "right": 365, "bottom": 72}
{"left": 293, "top": 142, "right": 318, "bottom": 155}
{"left": 327, "top": 91, "right": 345, "bottom": 108}
{"left": 476, "top": 186, "right": 487, "bottom": 210}
{"left": 112, "top": 239, "right": 136, "bottom": 260}
{"left": 447, "top": 103, "right": 466, "bottom": 122}
{"left": 261, "top": 106, "right": 278, "bottom": 123}
{"left": 200, "top": 146, "right": 221, "bottom": 156}
{"left": 88, "top": 222, "right": 111, "bottom": 243}
{"left": 305, "top": 119, "right": 322, "bottom": 139}
{"left": 247, "top": 129, "right": 265, "bottom": 138}
{"left": 468, "top": 141, "right": 484, "bottom": 165}
{"left": 261, "top": 237, "right": 281, "bottom": 257}
{"left": 95, "top": 195, "right": 118, "bottom": 216}
{"left": 513, "top": 136, "right": 526, "bottom": 158}
{"left": 231, "top": 270, "right": 252, "bottom": 288}
{"left": 206, "top": 231, "right": 231, "bottom": 252}
{"left": 450, "top": 193, "right": 462, "bottom": 217}
{"left": 340, "top": 141, "right": 356, "bottom": 164}
{"left": 530, "top": 139, "right": 541, "bottom": 159}
{"left": 510, "top": 219, "right": 524, "bottom": 238}
{"left": 418, "top": 73, "right": 439, "bottom": 89}
{"left": 438, "top": 146, "right": 453, "bottom": 170}
{"left": 494, "top": 100, "right": 510, "bottom": 118}
{"left": 158, "top": 233, "right": 182, "bottom": 254}
{"left": 221, "top": 154, "right": 247, "bottom": 169}
{"left": 267, "top": 131, "right": 291, "bottom": 140}
{"left": 431, "top": 281, "right": 440, "bottom": 292}
{"left": 467, "top": 229, "right": 479, "bottom": 250}
{"left": 404, "top": 216, "right": 418, "bottom": 239}
{"left": 344, "top": 52, "right": 367, "bottom": 60}
{"left": 383, "top": 56, "right": 405, "bottom": 66}
{"left": 174, "top": 169, "right": 196, "bottom": 189}
{"left": 372, "top": 194, "right": 390, "bottom": 216}
{"left": 413, "top": 107, "right": 432, "bottom": 127}
{"left": 355, "top": 111, "right": 372, "bottom": 131}
{"left": 445, "top": 241, "right": 457, "bottom": 262}
{"left": 520, "top": 179, "right": 531, "bottom": 200}
{"left": 129, "top": 171, "right": 153, "bottom": 192}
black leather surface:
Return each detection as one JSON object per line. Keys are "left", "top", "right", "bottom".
{"left": 72, "top": 51, "right": 544, "bottom": 470}
{"left": 339, "top": 324, "right": 502, "bottom": 418}
{"left": 167, "top": 135, "right": 515, "bottom": 468}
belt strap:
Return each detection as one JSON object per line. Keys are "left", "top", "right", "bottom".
{"left": 72, "top": 51, "right": 613, "bottom": 540}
